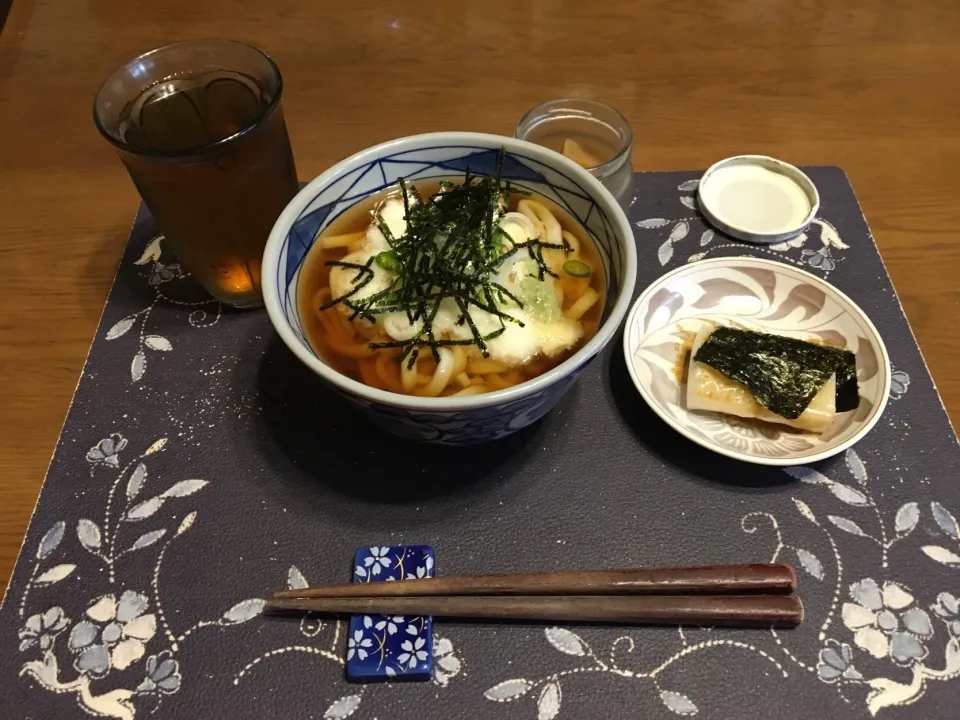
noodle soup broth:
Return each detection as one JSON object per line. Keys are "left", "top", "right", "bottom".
{"left": 297, "top": 178, "right": 606, "bottom": 398}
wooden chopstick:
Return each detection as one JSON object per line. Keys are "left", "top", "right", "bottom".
{"left": 267, "top": 594, "right": 803, "bottom": 627}
{"left": 274, "top": 563, "right": 796, "bottom": 599}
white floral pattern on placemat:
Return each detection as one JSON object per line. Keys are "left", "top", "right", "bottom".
{"left": 17, "top": 431, "right": 468, "bottom": 720}
{"left": 889, "top": 370, "right": 911, "bottom": 400}
{"left": 105, "top": 235, "right": 221, "bottom": 383}
{"left": 483, "top": 449, "right": 960, "bottom": 717}
{"left": 17, "top": 433, "right": 263, "bottom": 719}
{"left": 484, "top": 450, "right": 960, "bottom": 720}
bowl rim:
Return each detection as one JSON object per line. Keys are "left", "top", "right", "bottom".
{"left": 262, "top": 131, "right": 638, "bottom": 411}
{"left": 621, "top": 256, "right": 892, "bottom": 466}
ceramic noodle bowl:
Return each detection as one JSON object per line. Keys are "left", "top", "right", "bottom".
{"left": 262, "top": 132, "right": 637, "bottom": 445}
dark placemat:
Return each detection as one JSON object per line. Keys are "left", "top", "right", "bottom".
{"left": 1, "top": 168, "right": 958, "bottom": 720}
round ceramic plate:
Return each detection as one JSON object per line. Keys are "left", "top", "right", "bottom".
{"left": 623, "top": 257, "right": 891, "bottom": 465}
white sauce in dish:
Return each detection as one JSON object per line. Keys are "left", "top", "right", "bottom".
{"left": 698, "top": 164, "right": 813, "bottom": 234}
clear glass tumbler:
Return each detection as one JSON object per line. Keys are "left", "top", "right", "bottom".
{"left": 516, "top": 98, "right": 634, "bottom": 203}
{"left": 94, "top": 39, "right": 299, "bottom": 308}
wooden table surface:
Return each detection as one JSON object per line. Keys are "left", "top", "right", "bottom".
{"left": 1, "top": 0, "right": 958, "bottom": 595}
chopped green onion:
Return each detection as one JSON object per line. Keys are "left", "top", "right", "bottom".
{"left": 492, "top": 227, "right": 506, "bottom": 253}
{"left": 563, "top": 259, "right": 591, "bottom": 278}
{"left": 375, "top": 250, "right": 401, "bottom": 272}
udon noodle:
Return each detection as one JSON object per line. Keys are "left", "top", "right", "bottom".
{"left": 298, "top": 167, "right": 606, "bottom": 398}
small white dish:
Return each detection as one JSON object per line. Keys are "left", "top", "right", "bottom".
{"left": 697, "top": 155, "right": 819, "bottom": 245}
{"left": 622, "top": 257, "right": 891, "bottom": 466}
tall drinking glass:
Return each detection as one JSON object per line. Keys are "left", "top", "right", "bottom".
{"left": 94, "top": 39, "right": 299, "bottom": 308}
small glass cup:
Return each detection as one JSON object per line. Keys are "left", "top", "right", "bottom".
{"left": 516, "top": 98, "right": 634, "bottom": 203}
{"left": 94, "top": 39, "right": 299, "bottom": 308}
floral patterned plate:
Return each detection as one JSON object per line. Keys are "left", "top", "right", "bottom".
{"left": 622, "top": 257, "right": 891, "bottom": 465}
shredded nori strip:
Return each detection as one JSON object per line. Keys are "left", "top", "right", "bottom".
{"left": 319, "top": 147, "right": 565, "bottom": 368}
{"left": 693, "top": 327, "right": 859, "bottom": 419}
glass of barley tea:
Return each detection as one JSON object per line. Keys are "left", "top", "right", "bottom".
{"left": 94, "top": 39, "right": 299, "bottom": 308}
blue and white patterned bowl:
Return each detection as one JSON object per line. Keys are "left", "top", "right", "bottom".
{"left": 262, "top": 132, "right": 637, "bottom": 445}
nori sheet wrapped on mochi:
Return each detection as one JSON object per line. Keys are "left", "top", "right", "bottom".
{"left": 693, "top": 327, "right": 859, "bottom": 419}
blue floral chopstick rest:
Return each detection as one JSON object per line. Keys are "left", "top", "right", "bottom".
{"left": 347, "top": 545, "right": 435, "bottom": 682}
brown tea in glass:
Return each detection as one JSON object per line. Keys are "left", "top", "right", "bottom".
{"left": 94, "top": 40, "right": 299, "bottom": 308}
